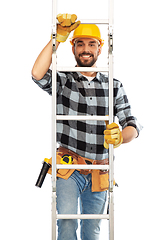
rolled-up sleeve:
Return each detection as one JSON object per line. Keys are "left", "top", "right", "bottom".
{"left": 32, "top": 69, "right": 52, "bottom": 95}
{"left": 114, "top": 80, "right": 143, "bottom": 136}
{"left": 32, "top": 69, "right": 69, "bottom": 97}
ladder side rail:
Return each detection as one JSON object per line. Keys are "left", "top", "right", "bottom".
{"left": 108, "top": 0, "right": 114, "bottom": 239}
{"left": 51, "top": 0, "right": 57, "bottom": 239}
{"left": 51, "top": 53, "right": 57, "bottom": 240}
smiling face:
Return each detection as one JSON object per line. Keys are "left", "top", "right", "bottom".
{"left": 72, "top": 38, "right": 102, "bottom": 67}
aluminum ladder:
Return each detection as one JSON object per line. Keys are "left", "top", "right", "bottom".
{"left": 51, "top": 1, "right": 114, "bottom": 239}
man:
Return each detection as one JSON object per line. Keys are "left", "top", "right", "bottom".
{"left": 32, "top": 14, "right": 142, "bottom": 240}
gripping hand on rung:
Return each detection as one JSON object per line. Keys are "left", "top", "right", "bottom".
{"left": 104, "top": 122, "right": 123, "bottom": 149}
{"left": 56, "top": 13, "right": 80, "bottom": 42}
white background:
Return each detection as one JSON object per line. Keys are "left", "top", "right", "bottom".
{"left": 1, "top": 0, "right": 167, "bottom": 239}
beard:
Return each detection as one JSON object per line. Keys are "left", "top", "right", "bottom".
{"left": 74, "top": 51, "right": 98, "bottom": 67}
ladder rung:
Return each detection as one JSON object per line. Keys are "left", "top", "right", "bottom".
{"left": 80, "top": 19, "right": 109, "bottom": 24}
{"left": 57, "top": 214, "right": 109, "bottom": 219}
{"left": 56, "top": 115, "right": 109, "bottom": 121}
{"left": 56, "top": 164, "right": 109, "bottom": 170}
{"left": 57, "top": 67, "right": 109, "bottom": 72}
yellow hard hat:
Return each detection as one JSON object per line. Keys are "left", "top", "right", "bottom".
{"left": 70, "top": 24, "right": 104, "bottom": 46}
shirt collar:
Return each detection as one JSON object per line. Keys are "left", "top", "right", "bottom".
{"left": 72, "top": 71, "right": 102, "bottom": 83}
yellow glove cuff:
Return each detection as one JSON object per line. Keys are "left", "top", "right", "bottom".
{"left": 56, "top": 32, "right": 70, "bottom": 42}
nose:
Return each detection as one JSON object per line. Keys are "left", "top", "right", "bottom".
{"left": 83, "top": 44, "right": 90, "bottom": 53}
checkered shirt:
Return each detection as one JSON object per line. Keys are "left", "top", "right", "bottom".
{"left": 32, "top": 69, "right": 142, "bottom": 160}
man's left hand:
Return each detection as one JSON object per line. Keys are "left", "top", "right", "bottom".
{"left": 104, "top": 122, "right": 123, "bottom": 149}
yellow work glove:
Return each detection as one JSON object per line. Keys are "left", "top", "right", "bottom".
{"left": 56, "top": 13, "right": 80, "bottom": 42}
{"left": 104, "top": 122, "right": 123, "bottom": 149}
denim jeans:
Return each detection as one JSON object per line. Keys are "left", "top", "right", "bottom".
{"left": 56, "top": 170, "right": 107, "bottom": 240}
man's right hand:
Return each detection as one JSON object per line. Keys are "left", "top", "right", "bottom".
{"left": 56, "top": 13, "right": 80, "bottom": 43}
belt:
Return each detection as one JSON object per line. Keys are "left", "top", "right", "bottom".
{"left": 57, "top": 146, "right": 109, "bottom": 175}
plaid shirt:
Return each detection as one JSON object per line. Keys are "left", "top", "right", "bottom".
{"left": 32, "top": 69, "right": 142, "bottom": 160}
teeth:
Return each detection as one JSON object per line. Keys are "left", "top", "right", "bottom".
{"left": 82, "top": 55, "right": 91, "bottom": 58}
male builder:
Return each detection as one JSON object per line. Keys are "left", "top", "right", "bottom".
{"left": 32, "top": 14, "right": 142, "bottom": 240}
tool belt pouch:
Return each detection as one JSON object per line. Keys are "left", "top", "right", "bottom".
{"left": 47, "top": 151, "right": 76, "bottom": 180}
{"left": 91, "top": 170, "right": 109, "bottom": 192}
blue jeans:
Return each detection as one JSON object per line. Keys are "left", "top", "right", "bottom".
{"left": 56, "top": 170, "right": 107, "bottom": 240}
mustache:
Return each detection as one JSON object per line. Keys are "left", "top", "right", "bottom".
{"left": 79, "top": 52, "right": 93, "bottom": 57}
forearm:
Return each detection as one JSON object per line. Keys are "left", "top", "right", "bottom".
{"left": 122, "top": 126, "right": 138, "bottom": 143}
{"left": 31, "top": 40, "right": 60, "bottom": 80}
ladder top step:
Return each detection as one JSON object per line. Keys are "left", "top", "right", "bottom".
{"left": 80, "top": 19, "right": 109, "bottom": 24}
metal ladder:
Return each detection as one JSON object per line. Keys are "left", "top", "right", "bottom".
{"left": 51, "top": 0, "right": 114, "bottom": 239}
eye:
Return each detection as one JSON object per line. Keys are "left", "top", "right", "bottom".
{"left": 89, "top": 43, "right": 96, "bottom": 47}
{"left": 77, "top": 43, "right": 84, "bottom": 47}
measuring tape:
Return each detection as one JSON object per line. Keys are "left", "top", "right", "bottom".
{"left": 60, "top": 154, "right": 73, "bottom": 165}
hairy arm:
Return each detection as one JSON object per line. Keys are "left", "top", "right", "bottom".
{"left": 122, "top": 126, "right": 138, "bottom": 143}
{"left": 31, "top": 40, "right": 60, "bottom": 80}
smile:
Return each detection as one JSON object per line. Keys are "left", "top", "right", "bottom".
{"left": 80, "top": 54, "right": 92, "bottom": 60}
{"left": 82, "top": 55, "right": 91, "bottom": 58}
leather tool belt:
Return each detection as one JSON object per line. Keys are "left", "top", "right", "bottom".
{"left": 58, "top": 146, "right": 109, "bottom": 175}
{"left": 47, "top": 146, "right": 109, "bottom": 192}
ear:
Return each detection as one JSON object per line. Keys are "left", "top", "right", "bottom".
{"left": 98, "top": 45, "right": 102, "bottom": 56}
{"left": 72, "top": 45, "right": 75, "bottom": 55}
